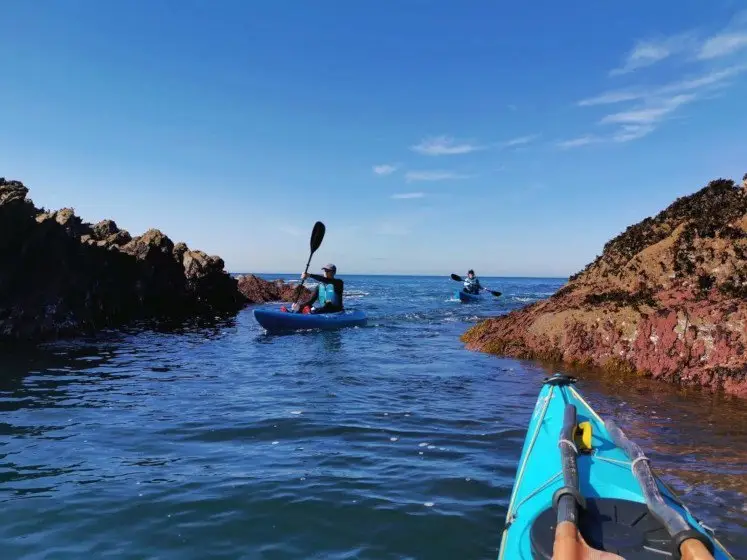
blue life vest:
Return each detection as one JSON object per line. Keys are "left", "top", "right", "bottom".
{"left": 316, "top": 282, "right": 340, "bottom": 307}
{"left": 464, "top": 277, "right": 480, "bottom": 294}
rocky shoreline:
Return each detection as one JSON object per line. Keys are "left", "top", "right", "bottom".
{"left": 463, "top": 176, "right": 747, "bottom": 398}
{"left": 0, "top": 179, "right": 308, "bottom": 342}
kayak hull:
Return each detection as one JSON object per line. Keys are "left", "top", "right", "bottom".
{"left": 456, "top": 290, "right": 481, "bottom": 303}
{"left": 254, "top": 308, "right": 367, "bottom": 332}
{"left": 499, "top": 374, "right": 734, "bottom": 559}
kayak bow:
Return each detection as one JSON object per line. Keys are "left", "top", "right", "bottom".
{"left": 500, "top": 373, "right": 734, "bottom": 560}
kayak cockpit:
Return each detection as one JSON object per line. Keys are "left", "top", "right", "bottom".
{"left": 530, "top": 497, "right": 675, "bottom": 559}
{"left": 499, "top": 374, "right": 731, "bottom": 560}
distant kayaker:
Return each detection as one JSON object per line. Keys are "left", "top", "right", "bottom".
{"left": 463, "top": 270, "right": 483, "bottom": 295}
{"left": 292, "top": 264, "right": 344, "bottom": 314}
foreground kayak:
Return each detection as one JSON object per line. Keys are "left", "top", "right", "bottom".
{"left": 500, "top": 373, "right": 734, "bottom": 560}
{"left": 456, "top": 290, "right": 481, "bottom": 303}
{"left": 254, "top": 308, "right": 367, "bottom": 332}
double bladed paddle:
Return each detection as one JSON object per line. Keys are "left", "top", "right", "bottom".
{"left": 451, "top": 273, "right": 502, "bottom": 297}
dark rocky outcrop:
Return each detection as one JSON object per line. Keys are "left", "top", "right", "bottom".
{"left": 463, "top": 177, "right": 747, "bottom": 398}
{"left": 0, "top": 178, "right": 298, "bottom": 341}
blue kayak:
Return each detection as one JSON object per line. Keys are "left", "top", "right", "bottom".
{"left": 254, "top": 308, "right": 367, "bottom": 332}
{"left": 500, "top": 373, "right": 734, "bottom": 559}
{"left": 456, "top": 289, "right": 481, "bottom": 303}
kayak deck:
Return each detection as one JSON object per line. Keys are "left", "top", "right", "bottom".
{"left": 500, "top": 374, "right": 734, "bottom": 559}
{"left": 253, "top": 307, "right": 367, "bottom": 332}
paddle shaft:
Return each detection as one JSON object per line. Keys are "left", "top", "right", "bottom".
{"left": 293, "top": 253, "right": 315, "bottom": 304}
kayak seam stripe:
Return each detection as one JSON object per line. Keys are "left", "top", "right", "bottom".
{"left": 499, "top": 384, "right": 555, "bottom": 560}
{"left": 568, "top": 386, "right": 602, "bottom": 423}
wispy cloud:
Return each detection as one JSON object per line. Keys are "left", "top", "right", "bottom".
{"left": 578, "top": 89, "right": 647, "bottom": 107}
{"left": 410, "top": 135, "right": 484, "bottom": 156}
{"left": 609, "top": 13, "right": 747, "bottom": 74}
{"left": 405, "top": 170, "right": 472, "bottom": 182}
{"left": 570, "top": 62, "right": 747, "bottom": 146}
{"left": 610, "top": 34, "right": 694, "bottom": 76}
{"left": 391, "top": 192, "right": 425, "bottom": 199}
{"left": 567, "top": 13, "right": 747, "bottom": 148}
{"left": 698, "top": 32, "right": 747, "bottom": 59}
{"left": 600, "top": 93, "right": 697, "bottom": 125}
{"left": 579, "top": 65, "right": 747, "bottom": 107}
{"left": 611, "top": 125, "right": 656, "bottom": 143}
{"left": 373, "top": 164, "right": 398, "bottom": 176}
{"left": 500, "top": 134, "right": 541, "bottom": 148}
{"left": 556, "top": 136, "right": 601, "bottom": 149}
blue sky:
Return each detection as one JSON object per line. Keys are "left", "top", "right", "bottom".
{"left": 2, "top": 1, "right": 746, "bottom": 276}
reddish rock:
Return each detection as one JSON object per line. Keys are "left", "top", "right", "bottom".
{"left": 236, "top": 274, "right": 311, "bottom": 304}
{"left": 463, "top": 177, "right": 747, "bottom": 398}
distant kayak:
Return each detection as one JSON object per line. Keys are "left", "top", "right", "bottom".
{"left": 254, "top": 308, "right": 367, "bottom": 332}
{"left": 499, "top": 373, "right": 734, "bottom": 559}
{"left": 456, "top": 290, "right": 481, "bottom": 303}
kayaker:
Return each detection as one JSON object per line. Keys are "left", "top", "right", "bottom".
{"left": 463, "top": 270, "right": 483, "bottom": 295}
{"left": 292, "top": 264, "right": 344, "bottom": 314}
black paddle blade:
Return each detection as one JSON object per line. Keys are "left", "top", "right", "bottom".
{"left": 310, "top": 221, "right": 326, "bottom": 253}
{"left": 450, "top": 273, "right": 463, "bottom": 282}
{"left": 490, "top": 290, "right": 502, "bottom": 297}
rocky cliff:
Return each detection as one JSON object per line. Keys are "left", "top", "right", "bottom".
{"left": 463, "top": 177, "right": 747, "bottom": 398}
{"left": 0, "top": 179, "right": 302, "bottom": 341}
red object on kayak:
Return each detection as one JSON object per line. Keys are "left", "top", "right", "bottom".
{"left": 280, "top": 306, "right": 288, "bottom": 312}
{"left": 302, "top": 306, "right": 311, "bottom": 314}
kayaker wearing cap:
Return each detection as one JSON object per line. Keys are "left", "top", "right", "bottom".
{"left": 463, "top": 269, "right": 483, "bottom": 295}
{"left": 293, "top": 264, "right": 345, "bottom": 314}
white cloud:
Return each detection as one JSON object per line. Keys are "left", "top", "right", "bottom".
{"left": 661, "top": 65, "right": 747, "bottom": 93}
{"left": 611, "top": 124, "right": 656, "bottom": 143}
{"left": 594, "top": 94, "right": 697, "bottom": 144}
{"left": 566, "top": 13, "right": 747, "bottom": 148}
{"left": 405, "top": 170, "right": 472, "bottom": 182}
{"left": 391, "top": 192, "right": 425, "bottom": 199}
{"left": 556, "top": 136, "right": 601, "bottom": 149}
{"left": 578, "top": 89, "right": 647, "bottom": 107}
{"left": 610, "top": 34, "right": 694, "bottom": 75}
{"left": 373, "top": 164, "right": 398, "bottom": 176}
{"left": 609, "top": 13, "right": 747, "bottom": 73}
{"left": 500, "top": 134, "right": 540, "bottom": 148}
{"left": 579, "top": 65, "right": 747, "bottom": 108}
{"left": 571, "top": 63, "right": 747, "bottom": 145}
{"left": 698, "top": 32, "right": 747, "bottom": 59}
{"left": 600, "top": 94, "right": 697, "bottom": 125}
{"left": 410, "top": 135, "right": 484, "bottom": 156}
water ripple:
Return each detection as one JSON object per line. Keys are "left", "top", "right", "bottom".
{"left": 0, "top": 276, "right": 745, "bottom": 559}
